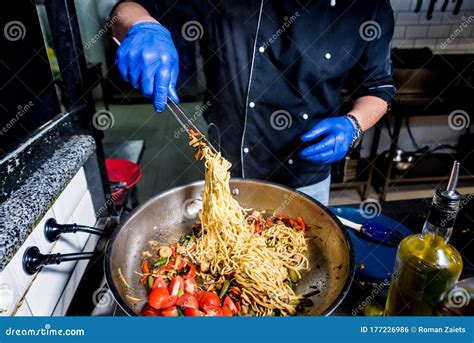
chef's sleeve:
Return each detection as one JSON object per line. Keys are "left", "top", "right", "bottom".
{"left": 347, "top": 0, "right": 396, "bottom": 108}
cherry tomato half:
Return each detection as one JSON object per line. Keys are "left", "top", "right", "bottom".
{"left": 148, "top": 287, "right": 178, "bottom": 309}
{"left": 223, "top": 296, "right": 238, "bottom": 315}
{"left": 168, "top": 275, "right": 184, "bottom": 296}
{"left": 162, "top": 306, "right": 179, "bottom": 317}
{"left": 199, "top": 291, "right": 221, "bottom": 308}
{"left": 221, "top": 306, "right": 233, "bottom": 317}
{"left": 152, "top": 276, "right": 168, "bottom": 289}
{"left": 184, "top": 307, "right": 205, "bottom": 316}
{"left": 196, "top": 291, "right": 206, "bottom": 303}
{"left": 203, "top": 305, "right": 223, "bottom": 316}
{"left": 176, "top": 293, "right": 199, "bottom": 309}
{"left": 140, "top": 303, "right": 161, "bottom": 316}
{"left": 184, "top": 277, "right": 199, "bottom": 295}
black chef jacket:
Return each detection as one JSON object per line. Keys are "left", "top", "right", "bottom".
{"left": 132, "top": 0, "right": 396, "bottom": 188}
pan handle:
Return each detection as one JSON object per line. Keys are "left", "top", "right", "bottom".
{"left": 44, "top": 218, "right": 109, "bottom": 242}
{"left": 22, "top": 246, "right": 96, "bottom": 275}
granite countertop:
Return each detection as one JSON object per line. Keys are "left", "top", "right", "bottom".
{"left": 0, "top": 113, "right": 96, "bottom": 271}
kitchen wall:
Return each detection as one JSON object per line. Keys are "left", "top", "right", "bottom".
{"left": 391, "top": 0, "right": 474, "bottom": 53}
{"left": 75, "top": 0, "right": 108, "bottom": 71}
{"left": 357, "top": 0, "right": 474, "bottom": 157}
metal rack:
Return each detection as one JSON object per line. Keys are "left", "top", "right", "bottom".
{"left": 368, "top": 96, "right": 473, "bottom": 201}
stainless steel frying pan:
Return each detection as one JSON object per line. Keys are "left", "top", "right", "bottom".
{"left": 104, "top": 178, "right": 355, "bottom": 316}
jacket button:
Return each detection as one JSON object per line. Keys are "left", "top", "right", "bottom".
{"left": 302, "top": 113, "right": 309, "bottom": 120}
{"left": 249, "top": 102, "right": 255, "bottom": 108}
{"left": 325, "top": 53, "right": 332, "bottom": 60}
{"left": 288, "top": 159, "right": 294, "bottom": 165}
{"left": 258, "top": 46, "right": 265, "bottom": 53}
{"left": 243, "top": 147, "right": 249, "bottom": 153}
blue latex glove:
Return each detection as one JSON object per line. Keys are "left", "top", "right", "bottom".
{"left": 116, "top": 22, "right": 179, "bottom": 112}
{"left": 299, "top": 116, "right": 356, "bottom": 164}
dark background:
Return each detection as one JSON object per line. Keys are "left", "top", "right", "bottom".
{"left": 0, "top": 0, "right": 60, "bottom": 157}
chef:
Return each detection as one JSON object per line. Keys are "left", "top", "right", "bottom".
{"left": 111, "top": 0, "right": 395, "bottom": 205}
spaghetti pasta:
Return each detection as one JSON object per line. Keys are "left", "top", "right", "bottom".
{"left": 189, "top": 132, "right": 309, "bottom": 316}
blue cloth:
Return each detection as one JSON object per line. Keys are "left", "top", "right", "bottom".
{"left": 296, "top": 174, "right": 331, "bottom": 206}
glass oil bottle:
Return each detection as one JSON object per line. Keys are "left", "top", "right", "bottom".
{"left": 384, "top": 162, "right": 464, "bottom": 316}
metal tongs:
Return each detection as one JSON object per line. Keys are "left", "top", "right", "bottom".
{"left": 167, "top": 99, "right": 218, "bottom": 154}
{"left": 112, "top": 37, "right": 217, "bottom": 153}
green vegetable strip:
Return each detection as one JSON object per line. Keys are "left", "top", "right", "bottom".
{"left": 118, "top": 268, "right": 131, "bottom": 288}
{"left": 219, "top": 280, "right": 231, "bottom": 299}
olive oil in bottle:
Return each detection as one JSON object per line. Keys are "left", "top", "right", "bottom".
{"left": 384, "top": 162, "right": 463, "bottom": 316}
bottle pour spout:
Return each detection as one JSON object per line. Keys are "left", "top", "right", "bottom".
{"left": 446, "top": 161, "right": 460, "bottom": 195}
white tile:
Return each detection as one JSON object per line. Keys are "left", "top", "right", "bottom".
{"left": 8, "top": 231, "right": 40, "bottom": 298}
{"left": 452, "top": 24, "right": 473, "bottom": 38}
{"left": 396, "top": 12, "right": 420, "bottom": 25}
{"left": 439, "top": 48, "right": 468, "bottom": 54}
{"left": 52, "top": 223, "right": 102, "bottom": 316}
{"left": 418, "top": 11, "right": 444, "bottom": 25}
{"left": 0, "top": 266, "right": 21, "bottom": 316}
{"left": 456, "top": 38, "right": 474, "bottom": 49}
{"left": 428, "top": 25, "right": 451, "bottom": 38}
{"left": 413, "top": 38, "right": 438, "bottom": 48}
{"left": 52, "top": 168, "right": 88, "bottom": 223}
{"left": 391, "top": 38, "right": 415, "bottom": 48}
{"left": 393, "top": 26, "right": 406, "bottom": 38}
{"left": 25, "top": 230, "right": 81, "bottom": 316}
{"left": 71, "top": 191, "right": 97, "bottom": 247}
{"left": 462, "top": 2, "right": 474, "bottom": 10}
{"left": 442, "top": 13, "right": 465, "bottom": 24}
{"left": 436, "top": 37, "right": 453, "bottom": 51}
{"left": 391, "top": 0, "right": 412, "bottom": 11}
{"left": 405, "top": 25, "right": 429, "bottom": 37}
{"left": 52, "top": 258, "right": 89, "bottom": 316}
{"left": 14, "top": 299, "right": 32, "bottom": 316}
